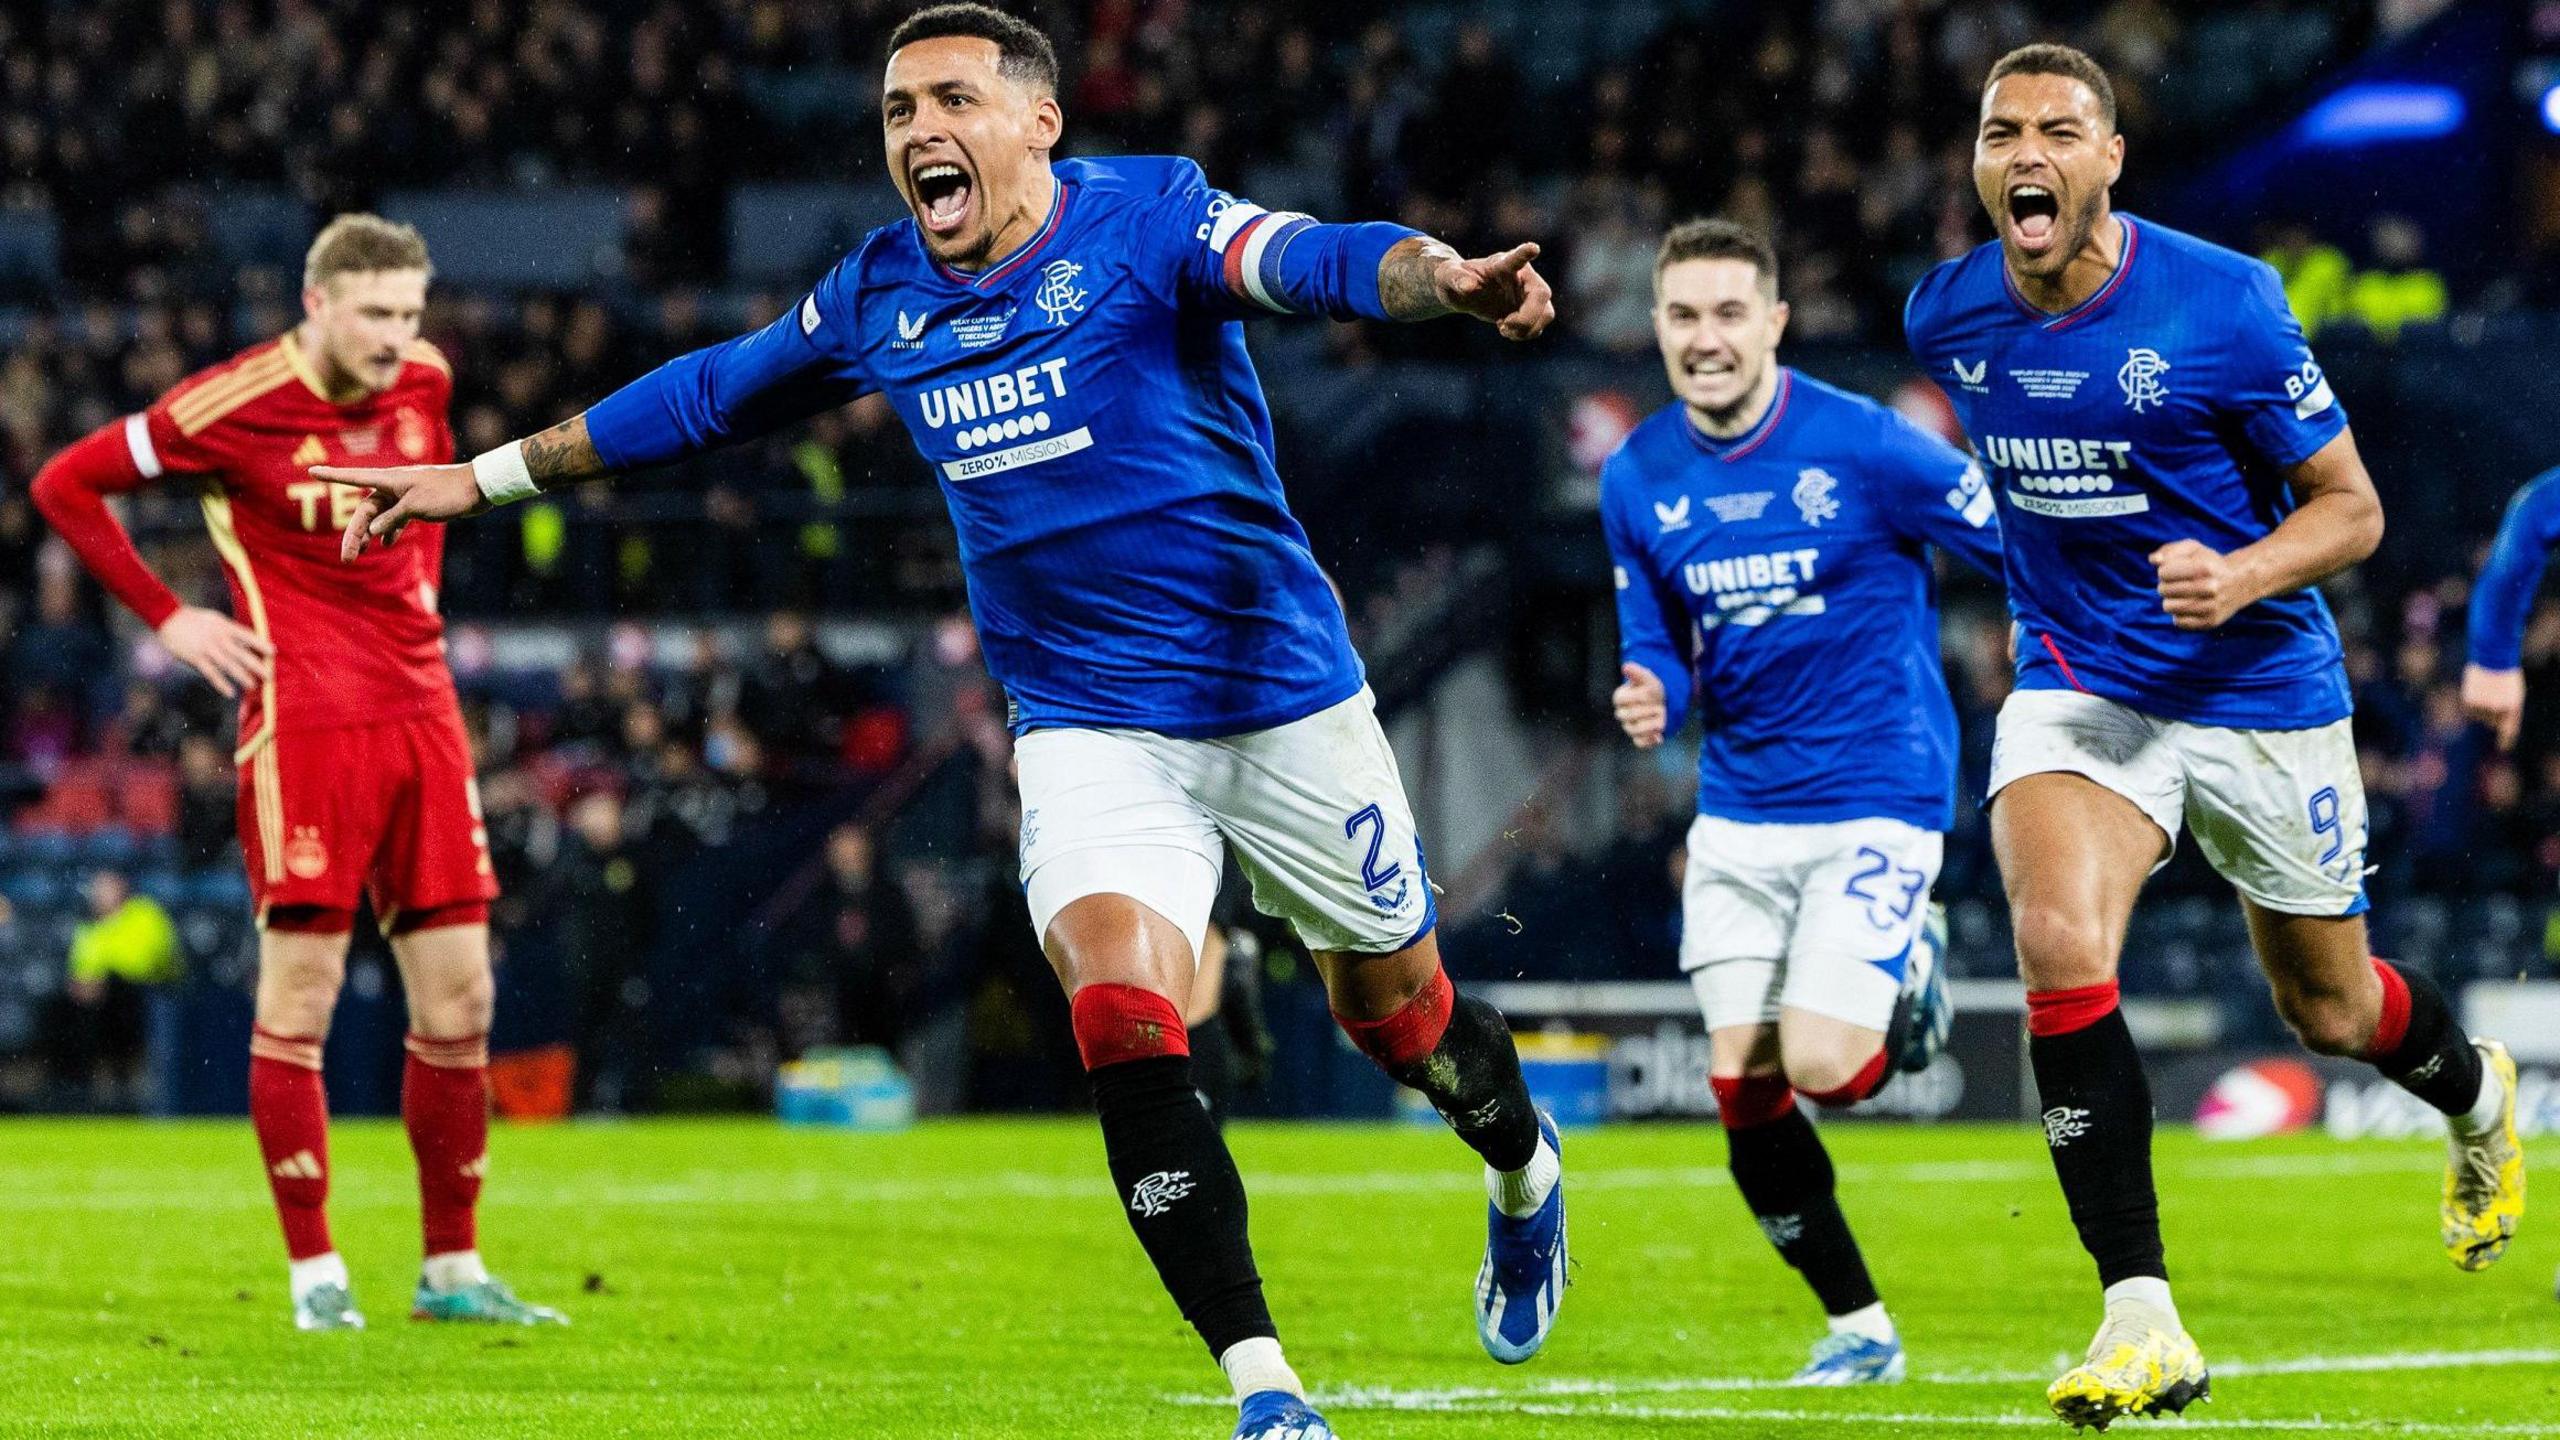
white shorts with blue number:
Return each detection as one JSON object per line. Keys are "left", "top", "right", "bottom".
{"left": 1681, "top": 813, "right": 1944, "bottom": 1033}
{"left": 1987, "top": 688, "right": 2368, "bottom": 916}
{"left": 1015, "top": 687, "right": 1433, "bottom": 961}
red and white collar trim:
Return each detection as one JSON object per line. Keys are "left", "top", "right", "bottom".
{"left": 1683, "top": 368, "right": 1793, "bottom": 462}
{"left": 932, "top": 179, "right": 1073, "bottom": 288}
{"left": 2002, "top": 214, "right": 2139, "bottom": 331}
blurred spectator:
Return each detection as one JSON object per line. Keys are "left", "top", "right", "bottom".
{"left": 773, "top": 822, "right": 921, "bottom": 1058}
{"left": 547, "top": 788, "right": 653, "bottom": 1111}
{"left": 41, "top": 869, "right": 180, "bottom": 1110}
{"left": 174, "top": 732, "right": 235, "bottom": 870}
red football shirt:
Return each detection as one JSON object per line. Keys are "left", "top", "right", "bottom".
{"left": 130, "top": 332, "right": 460, "bottom": 743}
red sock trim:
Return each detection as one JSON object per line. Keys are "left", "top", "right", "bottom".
{"left": 1801, "top": 1048, "right": 1892, "bottom": 1109}
{"left": 1711, "top": 1072, "right": 1797, "bottom": 1129}
{"left": 249, "top": 1026, "right": 325, "bottom": 1071}
{"left": 1334, "top": 966, "right": 1455, "bottom": 1070}
{"left": 2365, "top": 957, "right": 2412, "bottom": 1058}
{"left": 2026, "top": 981, "right": 2121, "bottom": 1037}
{"left": 405, "top": 1032, "right": 491, "bottom": 1069}
{"left": 1069, "top": 983, "right": 1190, "bottom": 1070}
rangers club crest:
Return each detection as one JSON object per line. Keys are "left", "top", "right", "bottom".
{"left": 1792, "top": 468, "right": 1840, "bottom": 527}
{"left": 2118, "top": 347, "right": 2171, "bottom": 411}
{"left": 1034, "top": 259, "right": 1088, "bottom": 327}
{"left": 1128, "top": 1169, "right": 1194, "bottom": 1217}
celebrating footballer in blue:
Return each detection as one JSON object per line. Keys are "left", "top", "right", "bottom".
{"left": 1905, "top": 43, "right": 2524, "bottom": 1430}
{"left": 2460, "top": 466, "right": 2560, "bottom": 750}
{"left": 1603, "top": 218, "right": 2000, "bottom": 1387}
{"left": 326, "top": 7, "right": 1570, "bottom": 1436}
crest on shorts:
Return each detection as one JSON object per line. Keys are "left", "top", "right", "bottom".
{"left": 284, "top": 826, "right": 329, "bottom": 880}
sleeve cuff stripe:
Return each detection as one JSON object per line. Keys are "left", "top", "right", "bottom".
{"left": 124, "top": 413, "right": 161, "bottom": 479}
{"left": 1239, "top": 214, "right": 1312, "bottom": 313}
{"left": 1207, "top": 201, "right": 1268, "bottom": 253}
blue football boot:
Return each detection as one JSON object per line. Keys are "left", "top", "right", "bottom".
{"left": 1232, "top": 1389, "right": 1336, "bottom": 1440}
{"left": 1790, "top": 1331, "right": 1908, "bottom": 1385}
{"left": 1475, "top": 1110, "right": 1566, "bottom": 1363}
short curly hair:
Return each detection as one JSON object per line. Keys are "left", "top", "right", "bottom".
{"left": 1985, "top": 43, "right": 2117, "bottom": 133}
{"left": 887, "top": 4, "right": 1059, "bottom": 96}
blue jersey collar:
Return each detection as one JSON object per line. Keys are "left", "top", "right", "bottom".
{"left": 2002, "top": 214, "right": 2139, "bottom": 331}
{"left": 1682, "top": 368, "right": 1793, "bottom": 462}
{"left": 931, "top": 177, "right": 1074, "bottom": 288}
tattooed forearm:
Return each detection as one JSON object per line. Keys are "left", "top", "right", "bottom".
{"left": 522, "top": 414, "right": 607, "bottom": 490}
{"left": 1376, "top": 236, "right": 1463, "bottom": 322}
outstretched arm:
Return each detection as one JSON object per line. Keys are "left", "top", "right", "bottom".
{"left": 30, "top": 418, "right": 273, "bottom": 697}
{"left": 1374, "top": 236, "right": 1553, "bottom": 340}
{"left": 334, "top": 289, "right": 865, "bottom": 557}
{"left": 1202, "top": 199, "right": 1552, "bottom": 340}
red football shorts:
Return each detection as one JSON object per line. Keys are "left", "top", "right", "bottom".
{"left": 239, "top": 707, "right": 498, "bottom": 927}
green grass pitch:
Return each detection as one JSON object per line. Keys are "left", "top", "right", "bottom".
{"left": 3, "top": 1117, "right": 2554, "bottom": 1437}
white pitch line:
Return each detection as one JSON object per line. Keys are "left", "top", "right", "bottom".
{"left": 1171, "top": 1346, "right": 2560, "bottom": 1410}
{"left": 1419, "top": 1400, "right": 2560, "bottom": 1436}
{"left": 0, "top": 1149, "right": 2441, "bottom": 1212}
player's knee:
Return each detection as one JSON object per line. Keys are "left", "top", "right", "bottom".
{"left": 2276, "top": 986, "right": 2371, "bottom": 1056}
{"left": 413, "top": 966, "right": 495, "bottom": 1036}
{"left": 1780, "top": 1045, "right": 1871, "bottom": 1101}
{"left": 1332, "top": 963, "right": 1455, "bottom": 1073}
{"left": 2009, "top": 901, "right": 2117, "bottom": 989}
{"left": 1069, "top": 982, "right": 1190, "bottom": 1071}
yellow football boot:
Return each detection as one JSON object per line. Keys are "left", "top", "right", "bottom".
{"left": 2046, "top": 1301, "right": 2209, "bottom": 1431}
{"left": 2443, "top": 1038, "right": 2524, "bottom": 1272}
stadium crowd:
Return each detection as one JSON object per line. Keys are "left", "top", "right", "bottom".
{"left": 2, "top": 0, "right": 2549, "bottom": 1114}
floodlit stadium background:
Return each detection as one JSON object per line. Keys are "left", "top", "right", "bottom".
{"left": 1, "top": 0, "right": 2556, "bottom": 1137}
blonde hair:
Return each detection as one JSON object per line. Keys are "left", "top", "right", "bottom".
{"left": 303, "top": 213, "right": 432, "bottom": 291}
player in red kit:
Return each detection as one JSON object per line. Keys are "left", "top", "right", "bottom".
{"left": 30, "top": 215, "right": 563, "bottom": 1331}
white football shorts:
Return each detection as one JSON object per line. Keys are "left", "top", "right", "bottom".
{"left": 1986, "top": 688, "right": 2368, "bottom": 916}
{"left": 1680, "top": 812, "right": 1944, "bottom": 1033}
{"left": 1015, "top": 687, "right": 1434, "bottom": 961}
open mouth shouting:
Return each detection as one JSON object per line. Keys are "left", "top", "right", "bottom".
{"left": 2006, "top": 182, "right": 2062, "bottom": 258}
{"left": 911, "top": 156, "right": 977, "bottom": 239}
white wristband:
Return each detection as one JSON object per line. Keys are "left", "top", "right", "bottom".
{"left": 470, "top": 440, "right": 540, "bottom": 506}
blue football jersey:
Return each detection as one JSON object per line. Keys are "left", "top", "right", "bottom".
{"left": 587, "top": 155, "right": 1422, "bottom": 738}
{"left": 2468, "top": 466, "right": 2560, "bottom": 671}
{"left": 1903, "top": 215, "right": 2353, "bottom": 729}
{"left": 1602, "top": 369, "right": 2002, "bottom": 831}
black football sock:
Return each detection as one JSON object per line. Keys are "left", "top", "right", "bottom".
{"left": 1090, "top": 1054, "right": 1274, "bottom": 1357}
{"left": 1726, "top": 1106, "right": 1882, "bottom": 1317}
{"left": 2365, "top": 959, "right": 2487, "bottom": 1118}
{"left": 1342, "top": 971, "right": 1541, "bottom": 1173}
{"left": 2029, "top": 1004, "right": 2167, "bottom": 1287}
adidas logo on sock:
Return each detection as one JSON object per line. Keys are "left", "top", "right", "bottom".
{"left": 270, "top": 1150, "right": 324, "bottom": 1181}
{"left": 459, "top": 1154, "right": 489, "bottom": 1179}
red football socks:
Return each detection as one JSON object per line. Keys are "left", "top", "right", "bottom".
{"left": 403, "top": 1033, "right": 491, "bottom": 1258}
{"left": 248, "top": 1028, "right": 334, "bottom": 1261}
